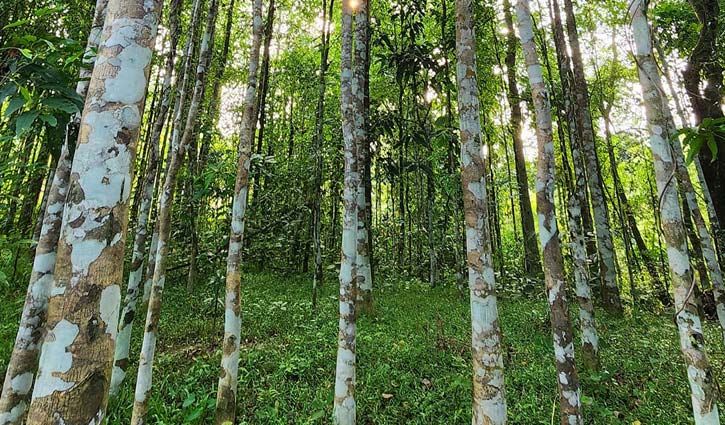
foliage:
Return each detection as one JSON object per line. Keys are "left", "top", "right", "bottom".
{"left": 3, "top": 272, "right": 720, "bottom": 423}
{"left": 674, "top": 117, "right": 725, "bottom": 164}
{"left": 0, "top": 8, "right": 85, "bottom": 143}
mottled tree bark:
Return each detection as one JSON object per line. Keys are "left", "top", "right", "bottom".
{"left": 354, "top": 0, "right": 373, "bottom": 314}
{"left": 629, "top": 1, "right": 720, "bottom": 422}
{"left": 455, "top": 0, "right": 507, "bottom": 422}
{"left": 547, "top": 0, "right": 599, "bottom": 370}
{"left": 214, "top": 0, "right": 263, "bottom": 423}
{"left": 109, "top": 0, "right": 183, "bottom": 398}
{"left": 23, "top": 0, "right": 160, "bottom": 422}
{"left": 502, "top": 0, "right": 541, "bottom": 279}
{"left": 0, "top": 1, "right": 109, "bottom": 423}
{"left": 517, "top": 1, "right": 583, "bottom": 423}
{"left": 131, "top": 0, "right": 217, "bottom": 421}
{"left": 562, "top": 0, "right": 621, "bottom": 313}
{"left": 333, "top": 1, "right": 358, "bottom": 422}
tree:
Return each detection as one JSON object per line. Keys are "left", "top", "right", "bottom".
{"left": 23, "top": 0, "right": 162, "bottom": 421}
{"left": 214, "top": 0, "right": 263, "bottom": 422}
{"left": 562, "top": 0, "right": 622, "bottom": 313}
{"left": 333, "top": 0, "right": 360, "bottom": 422}
{"left": 354, "top": 0, "right": 373, "bottom": 313}
{"left": 628, "top": 0, "right": 720, "bottom": 422}
{"left": 109, "top": 0, "right": 183, "bottom": 397}
{"left": 516, "top": 0, "right": 583, "bottom": 423}
{"left": 682, "top": 0, "right": 725, "bottom": 236}
{"left": 502, "top": 0, "right": 542, "bottom": 279}
{"left": 455, "top": 0, "right": 507, "bottom": 422}
{"left": 131, "top": 0, "right": 218, "bottom": 420}
{"left": 547, "top": 0, "right": 599, "bottom": 370}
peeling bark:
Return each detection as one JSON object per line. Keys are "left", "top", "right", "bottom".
{"left": 455, "top": 0, "right": 507, "bottom": 423}
{"left": 502, "top": 0, "right": 542, "bottom": 279}
{"left": 354, "top": 0, "right": 373, "bottom": 314}
{"left": 562, "top": 0, "right": 621, "bottom": 313}
{"left": 0, "top": 1, "right": 110, "bottom": 417}
{"left": 23, "top": 0, "right": 160, "bottom": 422}
{"left": 516, "top": 1, "right": 583, "bottom": 423}
{"left": 213, "top": 0, "right": 262, "bottom": 423}
{"left": 333, "top": 1, "right": 359, "bottom": 422}
{"left": 628, "top": 1, "right": 720, "bottom": 423}
{"left": 109, "top": 0, "right": 183, "bottom": 398}
{"left": 131, "top": 0, "right": 218, "bottom": 421}
{"left": 547, "top": 0, "right": 599, "bottom": 370}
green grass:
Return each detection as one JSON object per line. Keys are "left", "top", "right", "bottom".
{"left": 2, "top": 272, "right": 724, "bottom": 424}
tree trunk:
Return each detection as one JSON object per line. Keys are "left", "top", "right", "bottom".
{"left": 517, "top": 1, "right": 583, "bottom": 423}
{"left": 109, "top": 0, "right": 183, "bottom": 398}
{"left": 23, "top": 0, "right": 160, "bottom": 422}
{"left": 683, "top": 0, "right": 725, "bottom": 233}
{"left": 312, "top": 0, "right": 334, "bottom": 308}
{"left": 131, "top": 0, "right": 217, "bottom": 421}
{"left": 333, "top": 2, "right": 359, "bottom": 422}
{"left": 455, "top": 0, "right": 507, "bottom": 422}
{"left": 563, "top": 0, "right": 621, "bottom": 313}
{"left": 502, "top": 0, "right": 541, "bottom": 279}
{"left": 213, "top": 0, "right": 262, "bottom": 422}
{"left": 629, "top": 1, "right": 720, "bottom": 422}
{"left": 354, "top": 0, "right": 373, "bottom": 314}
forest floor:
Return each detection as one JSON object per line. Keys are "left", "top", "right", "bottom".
{"left": 2, "top": 271, "right": 724, "bottom": 424}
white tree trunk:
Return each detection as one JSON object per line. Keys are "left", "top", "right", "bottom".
{"left": 131, "top": 0, "right": 218, "bottom": 421}
{"left": 214, "top": 0, "right": 263, "bottom": 423}
{"left": 455, "top": 0, "right": 507, "bottom": 423}
{"left": 23, "top": 0, "right": 161, "bottom": 422}
{"left": 333, "top": 1, "right": 358, "bottom": 422}
{"left": 628, "top": 1, "right": 720, "bottom": 423}
{"left": 109, "top": 0, "right": 183, "bottom": 397}
{"left": 0, "top": 4, "right": 110, "bottom": 421}
{"left": 517, "top": 0, "right": 583, "bottom": 423}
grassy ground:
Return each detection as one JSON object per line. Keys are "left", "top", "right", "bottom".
{"left": 1, "top": 271, "right": 724, "bottom": 424}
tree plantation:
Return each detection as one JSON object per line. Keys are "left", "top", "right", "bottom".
{"left": 1, "top": 0, "right": 725, "bottom": 423}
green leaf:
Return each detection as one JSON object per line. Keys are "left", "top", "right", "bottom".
{"left": 4, "top": 96, "right": 26, "bottom": 118}
{"left": 0, "top": 83, "right": 18, "bottom": 103}
{"left": 706, "top": 133, "right": 718, "bottom": 159}
{"left": 185, "top": 406, "right": 204, "bottom": 422}
{"left": 42, "top": 97, "right": 79, "bottom": 114}
{"left": 40, "top": 114, "right": 58, "bottom": 127}
{"left": 3, "top": 19, "right": 31, "bottom": 30}
{"left": 19, "top": 85, "right": 31, "bottom": 102}
{"left": 182, "top": 393, "right": 196, "bottom": 408}
{"left": 685, "top": 138, "right": 704, "bottom": 165}
{"left": 16, "top": 111, "right": 39, "bottom": 136}
{"left": 18, "top": 48, "right": 32, "bottom": 59}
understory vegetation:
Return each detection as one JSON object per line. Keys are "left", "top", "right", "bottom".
{"left": 3, "top": 271, "right": 722, "bottom": 424}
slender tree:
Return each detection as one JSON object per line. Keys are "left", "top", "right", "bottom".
{"left": 354, "top": 0, "right": 373, "bottom": 313}
{"left": 548, "top": 0, "right": 599, "bottom": 370}
{"left": 109, "top": 0, "right": 183, "bottom": 397}
{"left": 333, "top": 0, "right": 359, "bottom": 422}
{"left": 214, "top": 0, "right": 263, "bottom": 422}
{"left": 517, "top": 0, "right": 583, "bottom": 423}
{"left": 23, "top": 0, "right": 161, "bottom": 421}
{"left": 628, "top": 1, "right": 720, "bottom": 422}
{"left": 312, "top": 0, "right": 335, "bottom": 308}
{"left": 562, "top": 0, "right": 621, "bottom": 313}
{"left": 455, "top": 0, "right": 507, "bottom": 422}
{"left": 131, "top": 0, "right": 218, "bottom": 421}
{"left": 502, "top": 0, "right": 541, "bottom": 279}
